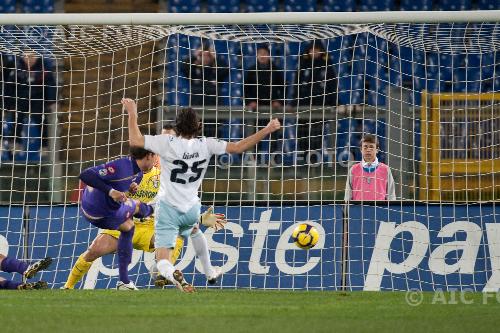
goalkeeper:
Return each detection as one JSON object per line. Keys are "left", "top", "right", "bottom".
{"left": 63, "top": 125, "right": 226, "bottom": 290}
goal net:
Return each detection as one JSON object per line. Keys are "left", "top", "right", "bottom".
{"left": 1, "top": 12, "right": 499, "bottom": 291}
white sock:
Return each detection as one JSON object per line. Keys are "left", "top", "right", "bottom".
{"left": 156, "top": 259, "right": 175, "bottom": 282}
{"left": 191, "top": 229, "right": 215, "bottom": 278}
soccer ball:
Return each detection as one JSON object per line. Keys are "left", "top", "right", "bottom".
{"left": 291, "top": 223, "right": 319, "bottom": 250}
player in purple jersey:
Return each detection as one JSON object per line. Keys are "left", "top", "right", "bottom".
{"left": 0, "top": 253, "right": 52, "bottom": 290}
{"left": 79, "top": 147, "right": 157, "bottom": 290}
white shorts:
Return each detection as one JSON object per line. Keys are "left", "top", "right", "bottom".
{"left": 154, "top": 201, "right": 201, "bottom": 249}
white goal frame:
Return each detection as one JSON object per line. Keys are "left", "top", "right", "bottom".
{"left": 0, "top": 10, "right": 498, "bottom": 25}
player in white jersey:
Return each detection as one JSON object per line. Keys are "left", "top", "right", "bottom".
{"left": 122, "top": 98, "right": 281, "bottom": 292}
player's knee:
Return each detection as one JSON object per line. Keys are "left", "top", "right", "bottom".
{"left": 119, "top": 220, "right": 134, "bottom": 232}
{"left": 85, "top": 247, "right": 101, "bottom": 261}
{"left": 87, "top": 241, "right": 107, "bottom": 260}
{"left": 191, "top": 225, "right": 199, "bottom": 234}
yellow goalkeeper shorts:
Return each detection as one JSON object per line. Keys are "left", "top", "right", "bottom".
{"left": 101, "top": 223, "right": 154, "bottom": 253}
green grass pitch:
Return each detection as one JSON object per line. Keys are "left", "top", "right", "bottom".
{"left": 1, "top": 290, "right": 499, "bottom": 333}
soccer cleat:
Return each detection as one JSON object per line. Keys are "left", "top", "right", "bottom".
{"left": 207, "top": 266, "right": 222, "bottom": 285}
{"left": 172, "top": 270, "right": 195, "bottom": 293}
{"left": 23, "top": 257, "right": 53, "bottom": 279}
{"left": 17, "top": 281, "right": 48, "bottom": 290}
{"left": 116, "top": 281, "right": 138, "bottom": 290}
{"left": 154, "top": 274, "right": 172, "bottom": 288}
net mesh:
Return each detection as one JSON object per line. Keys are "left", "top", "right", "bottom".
{"left": 0, "top": 21, "right": 499, "bottom": 291}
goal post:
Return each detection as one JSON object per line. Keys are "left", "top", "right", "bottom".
{"left": 0, "top": 11, "right": 499, "bottom": 291}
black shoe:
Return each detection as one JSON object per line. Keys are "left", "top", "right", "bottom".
{"left": 24, "top": 257, "right": 53, "bottom": 279}
{"left": 18, "top": 281, "right": 48, "bottom": 290}
{"left": 154, "top": 274, "right": 172, "bottom": 288}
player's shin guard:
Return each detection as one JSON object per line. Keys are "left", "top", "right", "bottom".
{"left": 117, "top": 226, "right": 135, "bottom": 284}
{"left": 191, "top": 229, "right": 215, "bottom": 278}
{"left": 0, "top": 279, "right": 22, "bottom": 289}
{"left": 0, "top": 256, "right": 29, "bottom": 275}
{"left": 64, "top": 255, "right": 94, "bottom": 289}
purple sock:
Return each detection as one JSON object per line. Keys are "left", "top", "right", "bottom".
{"left": 0, "top": 279, "right": 22, "bottom": 289}
{"left": 117, "top": 226, "right": 135, "bottom": 284}
{"left": 1, "top": 256, "right": 29, "bottom": 275}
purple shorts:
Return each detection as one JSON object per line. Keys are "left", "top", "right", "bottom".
{"left": 81, "top": 198, "right": 137, "bottom": 230}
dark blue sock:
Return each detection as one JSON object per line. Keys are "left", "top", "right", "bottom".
{"left": 1, "top": 256, "right": 29, "bottom": 275}
{"left": 117, "top": 226, "right": 135, "bottom": 284}
{"left": 0, "top": 279, "right": 22, "bottom": 289}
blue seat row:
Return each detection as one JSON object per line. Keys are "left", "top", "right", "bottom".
{"left": 0, "top": 0, "right": 54, "bottom": 13}
{"left": 165, "top": 33, "right": 500, "bottom": 107}
{"left": 166, "top": 0, "right": 498, "bottom": 13}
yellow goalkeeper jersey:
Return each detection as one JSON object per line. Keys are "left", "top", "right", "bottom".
{"left": 127, "top": 166, "right": 160, "bottom": 227}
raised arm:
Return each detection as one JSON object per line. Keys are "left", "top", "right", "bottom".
{"left": 122, "top": 98, "right": 145, "bottom": 148}
{"left": 226, "top": 118, "right": 281, "bottom": 154}
{"left": 79, "top": 166, "right": 126, "bottom": 202}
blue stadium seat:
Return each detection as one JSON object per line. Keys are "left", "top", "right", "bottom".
{"left": 493, "top": 76, "right": 500, "bottom": 93}
{"left": 477, "top": 0, "right": 499, "bottom": 10}
{"left": 338, "top": 75, "right": 365, "bottom": 105}
{"left": 207, "top": 0, "right": 240, "bottom": 13}
{"left": 285, "top": 0, "right": 317, "bottom": 12}
{"left": 359, "top": 0, "right": 394, "bottom": 11}
{"left": 0, "top": 0, "right": 16, "bottom": 13}
{"left": 323, "top": 0, "right": 355, "bottom": 11}
{"left": 168, "top": 0, "right": 201, "bottom": 13}
{"left": 245, "top": 0, "right": 278, "bottom": 12}
{"left": 230, "top": 71, "right": 244, "bottom": 106}
{"left": 453, "top": 70, "right": 481, "bottom": 93}
{"left": 369, "top": 69, "right": 388, "bottom": 106}
{"left": 351, "top": 75, "right": 365, "bottom": 104}
{"left": 165, "top": 35, "right": 191, "bottom": 106}
{"left": 337, "top": 76, "right": 352, "bottom": 105}
{"left": 338, "top": 53, "right": 352, "bottom": 78}
{"left": 335, "top": 119, "right": 353, "bottom": 161}
{"left": 399, "top": 0, "right": 432, "bottom": 10}
{"left": 480, "top": 53, "right": 495, "bottom": 91}
{"left": 438, "top": 53, "right": 454, "bottom": 84}
{"left": 218, "top": 118, "right": 244, "bottom": 165}
{"left": 15, "top": 117, "right": 42, "bottom": 162}
{"left": 325, "top": 37, "right": 342, "bottom": 63}
{"left": 439, "top": 0, "right": 471, "bottom": 11}
{"left": 279, "top": 119, "right": 298, "bottom": 165}
{"left": 23, "top": 0, "right": 54, "bottom": 13}
{"left": 362, "top": 119, "right": 377, "bottom": 136}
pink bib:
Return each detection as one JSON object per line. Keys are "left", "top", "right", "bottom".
{"left": 350, "top": 163, "right": 389, "bottom": 200}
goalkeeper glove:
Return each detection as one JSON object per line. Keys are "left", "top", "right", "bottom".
{"left": 200, "top": 206, "right": 226, "bottom": 231}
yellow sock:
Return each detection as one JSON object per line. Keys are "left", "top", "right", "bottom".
{"left": 64, "top": 255, "right": 93, "bottom": 289}
{"left": 170, "top": 236, "right": 184, "bottom": 264}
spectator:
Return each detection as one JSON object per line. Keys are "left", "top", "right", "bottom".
{"left": 1, "top": 51, "right": 57, "bottom": 161}
{"left": 244, "top": 45, "right": 286, "bottom": 156}
{"left": 291, "top": 41, "right": 338, "bottom": 163}
{"left": 292, "top": 41, "right": 337, "bottom": 107}
{"left": 244, "top": 45, "right": 286, "bottom": 111}
{"left": 344, "top": 134, "right": 396, "bottom": 201}
{"left": 181, "top": 43, "right": 229, "bottom": 107}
